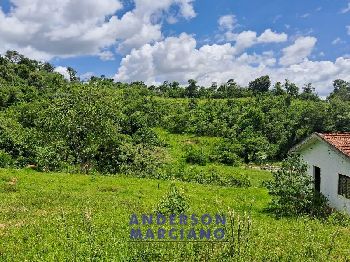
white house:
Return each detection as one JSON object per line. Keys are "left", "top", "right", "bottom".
{"left": 292, "top": 133, "right": 350, "bottom": 214}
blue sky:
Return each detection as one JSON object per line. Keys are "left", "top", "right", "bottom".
{"left": 0, "top": 0, "right": 349, "bottom": 94}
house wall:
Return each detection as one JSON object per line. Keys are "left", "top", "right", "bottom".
{"left": 299, "top": 140, "right": 350, "bottom": 214}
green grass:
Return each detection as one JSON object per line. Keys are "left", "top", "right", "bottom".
{"left": 0, "top": 168, "right": 349, "bottom": 261}
{"left": 0, "top": 131, "right": 349, "bottom": 261}
{"left": 157, "top": 128, "right": 271, "bottom": 187}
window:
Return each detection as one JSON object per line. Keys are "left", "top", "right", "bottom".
{"left": 338, "top": 174, "right": 350, "bottom": 199}
{"left": 313, "top": 166, "right": 321, "bottom": 192}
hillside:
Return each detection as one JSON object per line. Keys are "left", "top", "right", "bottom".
{"left": 1, "top": 52, "right": 350, "bottom": 261}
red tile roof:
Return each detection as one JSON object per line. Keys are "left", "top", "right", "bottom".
{"left": 317, "top": 133, "right": 350, "bottom": 158}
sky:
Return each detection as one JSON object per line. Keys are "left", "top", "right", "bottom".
{"left": 0, "top": 0, "right": 349, "bottom": 95}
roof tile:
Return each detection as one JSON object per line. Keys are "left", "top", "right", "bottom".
{"left": 318, "top": 133, "right": 350, "bottom": 158}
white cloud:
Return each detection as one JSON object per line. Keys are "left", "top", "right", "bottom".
{"left": 257, "top": 29, "right": 288, "bottom": 43}
{"left": 232, "top": 31, "right": 258, "bottom": 53}
{"left": 114, "top": 34, "right": 350, "bottom": 96}
{"left": 300, "top": 13, "right": 310, "bottom": 18}
{"left": 99, "top": 51, "right": 115, "bottom": 61}
{"left": 332, "top": 37, "right": 343, "bottom": 45}
{"left": 230, "top": 29, "right": 287, "bottom": 54}
{"left": 218, "top": 15, "right": 236, "bottom": 31}
{"left": 220, "top": 27, "right": 287, "bottom": 53}
{"left": 341, "top": 3, "right": 350, "bottom": 13}
{"left": 218, "top": 14, "right": 288, "bottom": 47}
{"left": 80, "top": 72, "right": 94, "bottom": 82}
{"left": 0, "top": 0, "right": 196, "bottom": 60}
{"left": 54, "top": 66, "right": 70, "bottom": 80}
{"left": 279, "top": 36, "right": 317, "bottom": 66}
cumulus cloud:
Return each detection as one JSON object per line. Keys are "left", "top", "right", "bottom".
{"left": 218, "top": 15, "right": 236, "bottom": 31}
{"left": 279, "top": 36, "right": 317, "bottom": 66}
{"left": 2, "top": 1, "right": 349, "bottom": 96}
{"left": 54, "top": 66, "right": 70, "bottom": 80}
{"left": 341, "top": 3, "right": 350, "bottom": 14}
{"left": 257, "top": 29, "right": 288, "bottom": 43}
{"left": 99, "top": 51, "right": 115, "bottom": 61}
{"left": 0, "top": 0, "right": 196, "bottom": 60}
{"left": 218, "top": 13, "right": 288, "bottom": 47}
{"left": 115, "top": 34, "right": 350, "bottom": 96}
{"left": 218, "top": 16, "right": 288, "bottom": 51}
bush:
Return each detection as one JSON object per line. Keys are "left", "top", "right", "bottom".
{"left": 132, "top": 127, "right": 163, "bottom": 147}
{"left": 0, "top": 150, "right": 13, "bottom": 168}
{"left": 266, "top": 154, "right": 329, "bottom": 217}
{"left": 34, "top": 142, "right": 68, "bottom": 172}
{"left": 213, "top": 140, "right": 242, "bottom": 166}
{"left": 155, "top": 183, "right": 189, "bottom": 215}
{"left": 184, "top": 146, "right": 207, "bottom": 166}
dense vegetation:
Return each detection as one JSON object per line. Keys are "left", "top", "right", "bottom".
{"left": 1, "top": 51, "right": 350, "bottom": 260}
{"left": 1, "top": 50, "right": 350, "bottom": 175}
{"left": 266, "top": 155, "right": 329, "bottom": 217}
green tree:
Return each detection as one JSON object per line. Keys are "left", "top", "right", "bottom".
{"left": 300, "top": 83, "right": 319, "bottom": 101}
{"left": 248, "top": 75, "right": 271, "bottom": 93}
{"left": 186, "top": 79, "right": 198, "bottom": 98}
{"left": 328, "top": 79, "right": 350, "bottom": 101}
{"left": 284, "top": 79, "right": 299, "bottom": 97}
{"left": 67, "top": 67, "right": 79, "bottom": 82}
{"left": 272, "top": 82, "right": 286, "bottom": 96}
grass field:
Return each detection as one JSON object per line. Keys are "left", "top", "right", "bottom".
{"left": 1, "top": 168, "right": 350, "bottom": 261}
{"left": 0, "top": 131, "right": 350, "bottom": 261}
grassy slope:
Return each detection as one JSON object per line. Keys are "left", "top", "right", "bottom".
{"left": 156, "top": 128, "right": 272, "bottom": 187}
{"left": 0, "top": 131, "right": 349, "bottom": 261}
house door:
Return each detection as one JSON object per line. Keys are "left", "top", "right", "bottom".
{"left": 314, "top": 166, "right": 321, "bottom": 192}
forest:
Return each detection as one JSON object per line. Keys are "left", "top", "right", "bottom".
{"left": 1, "top": 50, "right": 349, "bottom": 175}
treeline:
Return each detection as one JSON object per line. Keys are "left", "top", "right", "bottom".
{"left": 0, "top": 51, "right": 350, "bottom": 173}
{"left": 139, "top": 77, "right": 319, "bottom": 101}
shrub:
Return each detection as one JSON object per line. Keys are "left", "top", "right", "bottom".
{"left": 213, "top": 140, "right": 242, "bottom": 166}
{"left": 155, "top": 183, "right": 189, "bottom": 215}
{"left": 132, "top": 127, "right": 163, "bottom": 147}
{"left": 266, "top": 154, "right": 329, "bottom": 217}
{"left": 0, "top": 150, "right": 13, "bottom": 168}
{"left": 225, "top": 175, "right": 251, "bottom": 188}
{"left": 184, "top": 146, "right": 207, "bottom": 166}
{"left": 34, "top": 142, "right": 68, "bottom": 172}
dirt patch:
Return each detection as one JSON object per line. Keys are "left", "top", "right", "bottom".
{"left": 184, "top": 139, "right": 199, "bottom": 145}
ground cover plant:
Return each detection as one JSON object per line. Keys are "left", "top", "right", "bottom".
{"left": 0, "top": 168, "right": 350, "bottom": 261}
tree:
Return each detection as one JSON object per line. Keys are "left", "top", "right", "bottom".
{"left": 186, "top": 79, "right": 198, "bottom": 98}
{"left": 328, "top": 79, "right": 350, "bottom": 101}
{"left": 5, "top": 50, "right": 23, "bottom": 63}
{"left": 272, "top": 82, "right": 286, "bottom": 96}
{"left": 300, "top": 83, "right": 319, "bottom": 101}
{"left": 284, "top": 79, "right": 299, "bottom": 97}
{"left": 209, "top": 82, "right": 218, "bottom": 93}
{"left": 248, "top": 75, "right": 271, "bottom": 93}
{"left": 67, "top": 67, "right": 79, "bottom": 82}
{"left": 42, "top": 62, "right": 55, "bottom": 73}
